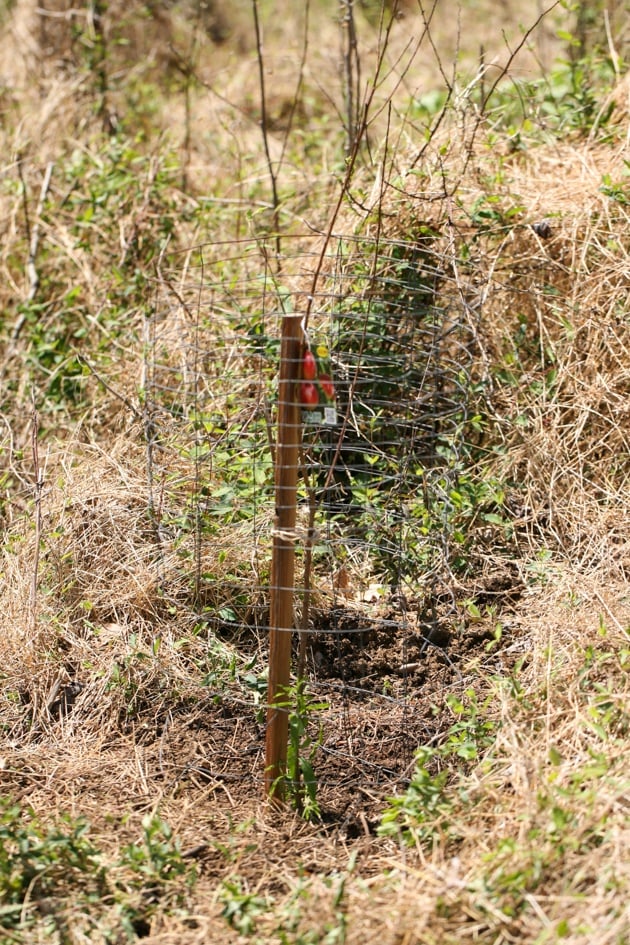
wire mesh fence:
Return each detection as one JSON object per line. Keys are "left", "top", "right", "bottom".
{"left": 141, "top": 229, "right": 485, "bottom": 809}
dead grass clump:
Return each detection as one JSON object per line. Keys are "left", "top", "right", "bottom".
{"left": 3, "top": 0, "right": 243, "bottom": 84}
{"left": 378, "top": 578, "right": 630, "bottom": 945}
{"left": 372, "top": 129, "right": 630, "bottom": 580}
{"left": 475, "top": 145, "right": 629, "bottom": 575}
{"left": 0, "top": 434, "right": 268, "bottom": 750}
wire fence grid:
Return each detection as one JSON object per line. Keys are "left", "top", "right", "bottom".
{"left": 141, "top": 229, "right": 485, "bottom": 802}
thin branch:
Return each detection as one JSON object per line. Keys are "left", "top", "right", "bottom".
{"left": 252, "top": 0, "right": 281, "bottom": 261}
{"left": 76, "top": 354, "right": 144, "bottom": 421}
{"left": 409, "top": 0, "right": 562, "bottom": 178}
{"left": 296, "top": 451, "right": 317, "bottom": 680}
{"left": 303, "top": 1, "right": 400, "bottom": 332}
{"left": 340, "top": 0, "right": 361, "bottom": 156}
{"left": 29, "top": 399, "right": 44, "bottom": 636}
{"left": 21, "top": 160, "right": 54, "bottom": 303}
{"left": 472, "top": 2, "right": 563, "bottom": 142}
{"left": 0, "top": 161, "right": 55, "bottom": 382}
{"left": 277, "top": 0, "right": 311, "bottom": 172}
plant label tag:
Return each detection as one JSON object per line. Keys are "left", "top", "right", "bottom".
{"left": 302, "top": 407, "right": 337, "bottom": 426}
{"left": 299, "top": 341, "right": 337, "bottom": 426}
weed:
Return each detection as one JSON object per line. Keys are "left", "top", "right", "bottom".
{"left": 600, "top": 168, "right": 630, "bottom": 205}
{"left": 379, "top": 745, "right": 453, "bottom": 844}
{"left": 14, "top": 137, "right": 183, "bottom": 419}
{"left": 270, "top": 679, "right": 328, "bottom": 820}
{"left": 218, "top": 860, "right": 355, "bottom": 943}
{"left": 104, "top": 632, "right": 169, "bottom": 721}
{"left": 286, "top": 679, "right": 328, "bottom": 820}
{"left": 219, "top": 877, "right": 271, "bottom": 936}
{"left": 0, "top": 800, "right": 195, "bottom": 940}
{"left": 117, "top": 814, "right": 195, "bottom": 935}
{"left": 0, "top": 800, "right": 106, "bottom": 933}
{"left": 380, "top": 689, "right": 497, "bottom": 844}
{"left": 443, "top": 689, "right": 497, "bottom": 761}
{"left": 483, "top": 37, "right": 620, "bottom": 142}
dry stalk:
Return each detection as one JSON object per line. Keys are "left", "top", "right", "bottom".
{"left": 252, "top": 0, "right": 281, "bottom": 260}
{"left": 1, "top": 159, "right": 55, "bottom": 372}
{"left": 340, "top": 0, "right": 361, "bottom": 156}
{"left": 29, "top": 401, "right": 43, "bottom": 636}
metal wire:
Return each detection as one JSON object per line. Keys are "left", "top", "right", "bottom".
{"left": 142, "top": 231, "right": 481, "bottom": 790}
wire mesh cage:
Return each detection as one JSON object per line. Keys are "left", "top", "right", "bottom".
{"left": 142, "top": 228, "right": 485, "bottom": 809}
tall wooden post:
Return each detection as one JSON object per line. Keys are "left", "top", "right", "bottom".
{"left": 265, "top": 312, "right": 302, "bottom": 798}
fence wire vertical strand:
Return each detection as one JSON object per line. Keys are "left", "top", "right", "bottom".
{"left": 191, "top": 253, "right": 204, "bottom": 607}
{"left": 142, "top": 288, "right": 167, "bottom": 602}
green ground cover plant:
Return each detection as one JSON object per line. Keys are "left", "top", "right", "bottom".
{"left": 0, "top": 800, "right": 196, "bottom": 940}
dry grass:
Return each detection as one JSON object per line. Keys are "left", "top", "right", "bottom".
{"left": 0, "top": 1, "right": 629, "bottom": 943}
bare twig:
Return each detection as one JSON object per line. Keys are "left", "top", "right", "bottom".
{"left": 168, "top": 4, "right": 202, "bottom": 191}
{"left": 409, "top": 0, "right": 561, "bottom": 174}
{"left": 603, "top": 8, "right": 621, "bottom": 78}
{"left": 303, "top": 2, "right": 400, "bottom": 333}
{"left": 318, "top": 103, "right": 391, "bottom": 505}
{"left": 470, "top": 1, "right": 562, "bottom": 153}
{"left": 89, "top": 0, "right": 115, "bottom": 133}
{"left": 76, "top": 354, "right": 144, "bottom": 421}
{"left": 340, "top": 0, "right": 361, "bottom": 156}
{"left": 277, "top": 0, "right": 311, "bottom": 172}
{"left": 293, "top": 15, "right": 401, "bottom": 687}
{"left": 252, "top": 0, "right": 282, "bottom": 261}
{"left": 25, "top": 160, "right": 54, "bottom": 304}
{"left": 29, "top": 399, "right": 44, "bottom": 635}
{"left": 1, "top": 161, "right": 55, "bottom": 383}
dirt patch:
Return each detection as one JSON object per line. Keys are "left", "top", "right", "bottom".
{"left": 302, "top": 590, "right": 521, "bottom": 827}
{"left": 2, "top": 602, "right": 515, "bottom": 838}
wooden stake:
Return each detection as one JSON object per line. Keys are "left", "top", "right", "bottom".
{"left": 265, "top": 312, "right": 302, "bottom": 799}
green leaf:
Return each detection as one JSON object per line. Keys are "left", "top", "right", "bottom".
{"left": 482, "top": 513, "right": 506, "bottom": 526}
